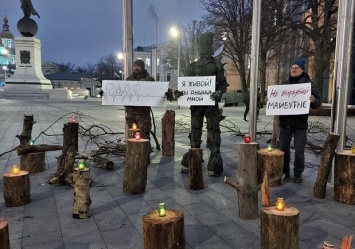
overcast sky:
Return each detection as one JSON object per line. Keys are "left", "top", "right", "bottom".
{"left": 3, "top": 0, "right": 205, "bottom": 67}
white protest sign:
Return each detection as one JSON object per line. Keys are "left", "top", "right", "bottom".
{"left": 177, "top": 76, "right": 216, "bottom": 106}
{"left": 266, "top": 83, "right": 311, "bottom": 115}
{"left": 101, "top": 80, "right": 169, "bottom": 107}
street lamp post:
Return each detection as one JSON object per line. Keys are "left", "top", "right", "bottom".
{"left": 117, "top": 52, "right": 124, "bottom": 80}
{"left": 169, "top": 27, "right": 181, "bottom": 78}
{"left": 2, "top": 65, "right": 8, "bottom": 82}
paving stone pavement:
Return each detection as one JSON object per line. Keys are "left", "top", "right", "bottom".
{"left": 0, "top": 97, "right": 354, "bottom": 249}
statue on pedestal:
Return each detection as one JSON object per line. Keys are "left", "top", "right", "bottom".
{"left": 18, "top": 0, "right": 40, "bottom": 37}
{"left": 21, "top": 0, "right": 40, "bottom": 18}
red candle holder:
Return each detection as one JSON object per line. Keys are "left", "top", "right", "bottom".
{"left": 70, "top": 116, "right": 78, "bottom": 123}
{"left": 244, "top": 134, "right": 251, "bottom": 143}
{"left": 135, "top": 132, "right": 141, "bottom": 140}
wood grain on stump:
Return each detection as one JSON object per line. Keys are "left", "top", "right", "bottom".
{"left": 162, "top": 110, "right": 175, "bottom": 156}
{"left": 188, "top": 148, "right": 204, "bottom": 190}
{"left": 72, "top": 168, "right": 92, "bottom": 219}
{"left": 20, "top": 152, "right": 46, "bottom": 173}
{"left": 143, "top": 210, "right": 185, "bottom": 249}
{"left": 123, "top": 138, "right": 149, "bottom": 195}
{"left": 3, "top": 171, "right": 31, "bottom": 207}
{"left": 0, "top": 218, "right": 10, "bottom": 249}
{"left": 334, "top": 150, "right": 355, "bottom": 204}
{"left": 261, "top": 206, "right": 299, "bottom": 249}
{"left": 257, "top": 148, "right": 284, "bottom": 187}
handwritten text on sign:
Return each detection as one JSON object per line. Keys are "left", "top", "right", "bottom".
{"left": 266, "top": 83, "right": 311, "bottom": 115}
{"left": 101, "top": 80, "right": 169, "bottom": 107}
{"left": 177, "top": 76, "right": 216, "bottom": 106}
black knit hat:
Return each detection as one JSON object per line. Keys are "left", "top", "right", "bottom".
{"left": 291, "top": 59, "right": 305, "bottom": 71}
{"left": 133, "top": 59, "right": 145, "bottom": 69}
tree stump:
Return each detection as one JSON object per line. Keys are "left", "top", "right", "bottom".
{"left": 3, "top": 171, "right": 31, "bottom": 207}
{"left": 313, "top": 132, "right": 340, "bottom": 199}
{"left": 188, "top": 148, "right": 204, "bottom": 190}
{"left": 123, "top": 138, "right": 149, "bottom": 195}
{"left": 72, "top": 168, "right": 92, "bottom": 219}
{"left": 257, "top": 148, "right": 284, "bottom": 187}
{"left": 334, "top": 150, "right": 355, "bottom": 204}
{"left": 20, "top": 152, "right": 46, "bottom": 173}
{"left": 0, "top": 218, "right": 10, "bottom": 249}
{"left": 162, "top": 110, "right": 175, "bottom": 156}
{"left": 261, "top": 206, "right": 299, "bottom": 249}
{"left": 143, "top": 210, "right": 185, "bottom": 249}
{"left": 224, "top": 142, "right": 259, "bottom": 220}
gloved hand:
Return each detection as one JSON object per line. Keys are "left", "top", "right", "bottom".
{"left": 174, "top": 90, "right": 184, "bottom": 99}
{"left": 210, "top": 90, "right": 223, "bottom": 102}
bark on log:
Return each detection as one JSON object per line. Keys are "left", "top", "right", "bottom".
{"left": 261, "top": 206, "right": 299, "bottom": 249}
{"left": 123, "top": 138, "right": 149, "bottom": 195}
{"left": 261, "top": 172, "right": 270, "bottom": 207}
{"left": 16, "top": 114, "right": 36, "bottom": 146}
{"left": 162, "top": 110, "right": 175, "bottom": 156}
{"left": 143, "top": 210, "right": 185, "bottom": 249}
{"left": 334, "top": 150, "right": 355, "bottom": 204}
{"left": 341, "top": 235, "right": 353, "bottom": 249}
{"left": 313, "top": 132, "right": 340, "bottom": 199}
{"left": 0, "top": 218, "right": 10, "bottom": 249}
{"left": 93, "top": 155, "right": 114, "bottom": 170}
{"left": 188, "top": 148, "right": 204, "bottom": 190}
{"left": 72, "top": 168, "right": 92, "bottom": 219}
{"left": 20, "top": 152, "right": 46, "bottom": 173}
{"left": 47, "top": 122, "right": 79, "bottom": 185}
{"left": 257, "top": 148, "right": 284, "bottom": 187}
{"left": 224, "top": 142, "right": 258, "bottom": 220}
{"left": 3, "top": 171, "right": 31, "bottom": 207}
{"left": 16, "top": 144, "right": 63, "bottom": 155}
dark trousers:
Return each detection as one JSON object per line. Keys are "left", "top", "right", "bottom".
{"left": 243, "top": 103, "right": 259, "bottom": 120}
{"left": 280, "top": 127, "right": 307, "bottom": 175}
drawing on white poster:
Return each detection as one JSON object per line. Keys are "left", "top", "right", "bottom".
{"left": 177, "top": 76, "right": 216, "bottom": 106}
{"left": 101, "top": 80, "right": 169, "bottom": 107}
{"left": 266, "top": 83, "right": 311, "bottom": 115}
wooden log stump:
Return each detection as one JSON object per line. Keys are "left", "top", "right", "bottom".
{"left": 16, "top": 114, "right": 36, "bottom": 146}
{"left": 0, "top": 218, "right": 10, "bottom": 249}
{"left": 334, "top": 150, "right": 355, "bottom": 204}
{"left": 20, "top": 152, "right": 46, "bottom": 173}
{"left": 313, "top": 132, "right": 340, "bottom": 199}
{"left": 188, "top": 148, "right": 204, "bottom": 190}
{"left": 257, "top": 148, "right": 284, "bottom": 187}
{"left": 72, "top": 168, "right": 92, "bottom": 219}
{"left": 162, "top": 110, "right": 175, "bottom": 156}
{"left": 123, "top": 138, "right": 149, "bottom": 195}
{"left": 143, "top": 210, "right": 185, "bottom": 249}
{"left": 261, "top": 206, "right": 299, "bottom": 249}
{"left": 224, "top": 142, "right": 259, "bottom": 220}
{"left": 3, "top": 171, "right": 31, "bottom": 207}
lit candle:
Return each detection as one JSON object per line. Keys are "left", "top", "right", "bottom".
{"left": 267, "top": 144, "right": 272, "bottom": 152}
{"left": 158, "top": 203, "right": 166, "bottom": 217}
{"left": 351, "top": 145, "right": 355, "bottom": 154}
{"left": 11, "top": 165, "right": 20, "bottom": 175}
{"left": 244, "top": 134, "right": 251, "bottom": 143}
{"left": 132, "top": 123, "right": 137, "bottom": 130}
{"left": 78, "top": 160, "right": 86, "bottom": 170}
{"left": 29, "top": 140, "right": 34, "bottom": 145}
{"left": 70, "top": 116, "right": 78, "bottom": 123}
{"left": 275, "top": 197, "right": 285, "bottom": 211}
{"left": 135, "top": 132, "right": 141, "bottom": 140}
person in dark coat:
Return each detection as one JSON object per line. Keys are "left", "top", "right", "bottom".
{"left": 279, "top": 58, "right": 321, "bottom": 183}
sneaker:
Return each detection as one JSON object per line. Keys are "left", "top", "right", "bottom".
{"left": 243, "top": 118, "right": 248, "bottom": 122}
{"left": 293, "top": 174, "right": 303, "bottom": 183}
{"left": 181, "top": 166, "right": 189, "bottom": 173}
{"left": 208, "top": 171, "right": 221, "bottom": 177}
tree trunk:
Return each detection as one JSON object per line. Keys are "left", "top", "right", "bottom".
{"left": 123, "top": 138, "right": 149, "bottom": 195}
{"left": 271, "top": 116, "right": 280, "bottom": 149}
{"left": 16, "top": 144, "right": 62, "bottom": 155}
{"left": 334, "top": 150, "right": 355, "bottom": 205}
{"left": 143, "top": 210, "right": 185, "bottom": 249}
{"left": 20, "top": 152, "right": 46, "bottom": 173}
{"left": 257, "top": 148, "right": 284, "bottom": 187}
{"left": 313, "top": 132, "right": 340, "bottom": 198}
{"left": 0, "top": 218, "right": 10, "bottom": 249}
{"left": 261, "top": 206, "right": 299, "bottom": 249}
{"left": 188, "top": 148, "right": 204, "bottom": 190}
{"left": 162, "top": 110, "right": 175, "bottom": 156}
{"left": 16, "top": 114, "right": 36, "bottom": 146}
{"left": 72, "top": 168, "right": 92, "bottom": 219}
{"left": 224, "top": 142, "right": 259, "bottom": 220}
{"left": 3, "top": 171, "right": 31, "bottom": 207}
{"left": 47, "top": 122, "right": 79, "bottom": 185}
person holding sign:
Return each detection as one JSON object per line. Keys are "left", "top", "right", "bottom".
{"left": 181, "top": 32, "right": 229, "bottom": 177}
{"left": 267, "top": 58, "right": 321, "bottom": 183}
{"left": 125, "top": 60, "right": 155, "bottom": 147}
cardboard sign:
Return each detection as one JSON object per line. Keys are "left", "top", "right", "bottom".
{"left": 177, "top": 76, "right": 216, "bottom": 106}
{"left": 101, "top": 80, "right": 169, "bottom": 107}
{"left": 266, "top": 83, "right": 311, "bottom": 115}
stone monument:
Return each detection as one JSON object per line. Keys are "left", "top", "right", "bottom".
{"left": 5, "top": 0, "right": 52, "bottom": 98}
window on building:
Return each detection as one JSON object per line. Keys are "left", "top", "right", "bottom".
{"left": 10, "top": 56, "right": 15, "bottom": 64}
{"left": 145, "top": 58, "right": 150, "bottom": 67}
{"left": 157, "top": 59, "right": 160, "bottom": 66}
{"left": 6, "top": 40, "right": 12, "bottom": 48}
{"left": 167, "top": 72, "right": 171, "bottom": 81}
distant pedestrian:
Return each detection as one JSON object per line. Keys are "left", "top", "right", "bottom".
{"left": 243, "top": 88, "right": 261, "bottom": 122}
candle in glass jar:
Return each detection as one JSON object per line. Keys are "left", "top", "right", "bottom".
{"left": 267, "top": 144, "right": 272, "bottom": 152}
{"left": 158, "top": 203, "right": 166, "bottom": 217}
{"left": 132, "top": 123, "right": 137, "bottom": 130}
{"left": 78, "top": 160, "right": 86, "bottom": 170}
{"left": 275, "top": 197, "right": 285, "bottom": 211}
{"left": 11, "top": 165, "right": 20, "bottom": 175}
{"left": 135, "top": 132, "right": 141, "bottom": 140}
{"left": 244, "top": 134, "right": 251, "bottom": 143}
{"left": 70, "top": 116, "right": 78, "bottom": 123}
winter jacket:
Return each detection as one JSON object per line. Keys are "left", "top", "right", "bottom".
{"left": 279, "top": 72, "right": 321, "bottom": 129}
